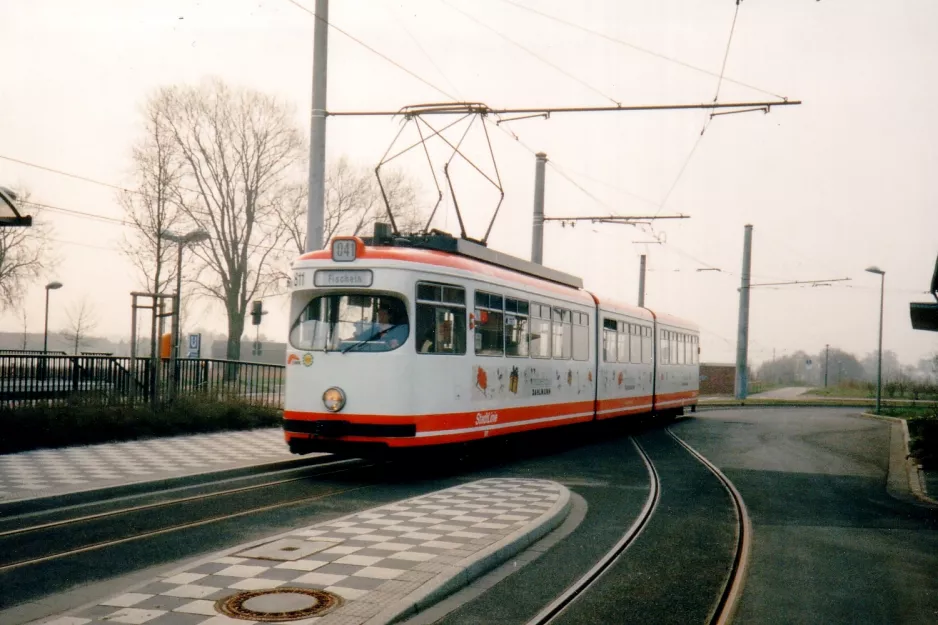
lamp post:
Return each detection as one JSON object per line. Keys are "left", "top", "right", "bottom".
{"left": 161, "top": 229, "right": 210, "bottom": 399}
{"left": 865, "top": 266, "right": 885, "bottom": 413}
{"left": 43, "top": 281, "right": 63, "bottom": 353}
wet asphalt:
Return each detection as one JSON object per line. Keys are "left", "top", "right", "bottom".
{"left": 672, "top": 408, "right": 938, "bottom": 625}
{"left": 433, "top": 426, "right": 739, "bottom": 625}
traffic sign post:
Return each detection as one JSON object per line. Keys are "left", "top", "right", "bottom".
{"left": 187, "top": 333, "right": 201, "bottom": 359}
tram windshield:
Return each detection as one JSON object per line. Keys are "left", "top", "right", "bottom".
{"left": 290, "top": 294, "right": 409, "bottom": 353}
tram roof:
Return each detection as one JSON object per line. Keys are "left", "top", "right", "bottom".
{"left": 300, "top": 234, "right": 584, "bottom": 289}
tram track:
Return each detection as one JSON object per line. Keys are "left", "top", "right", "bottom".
{"left": 525, "top": 426, "right": 750, "bottom": 625}
{"left": 0, "top": 458, "right": 380, "bottom": 574}
{"left": 0, "top": 457, "right": 366, "bottom": 537}
{"left": 667, "top": 427, "right": 752, "bottom": 625}
{"left": 525, "top": 437, "right": 661, "bottom": 625}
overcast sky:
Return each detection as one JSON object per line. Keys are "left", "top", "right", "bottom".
{"left": 2, "top": 0, "right": 937, "bottom": 367}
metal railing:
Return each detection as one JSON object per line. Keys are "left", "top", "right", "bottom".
{"left": 0, "top": 355, "right": 284, "bottom": 409}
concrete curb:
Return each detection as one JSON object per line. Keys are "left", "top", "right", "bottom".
{"left": 698, "top": 401, "right": 880, "bottom": 410}
{"left": 28, "top": 480, "right": 572, "bottom": 625}
{"left": 857, "top": 412, "right": 937, "bottom": 506}
{"left": 365, "top": 485, "right": 573, "bottom": 625}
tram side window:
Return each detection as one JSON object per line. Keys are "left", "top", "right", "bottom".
{"left": 630, "top": 324, "right": 641, "bottom": 364}
{"left": 530, "top": 303, "right": 551, "bottom": 359}
{"left": 572, "top": 312, "right": 589, "bottom": 361}
{"left": 616, "top": 321, "right": 629, "bottom": 364}
{"left": 642, "top": 327, "right": 652, "bottom": 364}
{"left": 415, "top": 282, "right": 466, "bottom": 355}
{"left": 474, "top": 291, "right": 504, "bottom": 356}
{"left": 603, "top": 318, "right": 617, "bottom": 362}
{"left": 505, "top": 297, "right": 530, "bottom": 357}
{"left": 660, "top": 331, "right": 670, "bottom": 364}
{"left": 553, "top": 308, "right": 572, "bottom": 360}
{"left": 693, "top": 336, "right": 699, "bottom": 364}
{"left": 671, "top": 332, "right": 679, "bottom": 364}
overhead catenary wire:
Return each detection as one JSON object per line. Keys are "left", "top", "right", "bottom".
{"left": 283, "top": 0, "right": 457, "bottom": 101}
{"left": 0, "top": 155, "right": 134, "bottom": 194}
{"left": 699, "top": 0, "right": 744, "bottom": 138}
{"left": 383, "top": 3, "right": 465, "bottom": 102}
{"left": 20, "top": 198, "right": 298, "bottom": 257}
{"left": 21, "top": 200, "right": 131, "bottom": 227}
{"left": 712, "top": 0, "right": 743, "bottom": 105}
{"left": 3, "top": 156, "right": 297, "bottom": 255}
{"left": 652, "top": 132, "right": 705, "bottom": 220}
{"left": 0, "top": 154, "right": 206, "bottom": 200}
{"left": 653, "top": 0, "right": 748, "bottom": 221}
{"left": 545, "top": 161, "right": 662, "bottom": 210}
{"left": 495, "top": 0, "right": 788, "bottom": 102}
{"left": 439, "top": 0, "right": 622, "bottom": 107}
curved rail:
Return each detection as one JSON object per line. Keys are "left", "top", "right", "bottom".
{"left": 0, "top": 460, "right": 376, "bottom": 573}
{"left": 0, "top": 458, "right": 366, "bottom": 538}
{"left": 667, "top": 427, "right": 752, "bottom": 625}
{"left": 525, "top": 437, "right": 661, "bottom": 625}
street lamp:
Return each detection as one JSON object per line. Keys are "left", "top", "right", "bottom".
{"left": 43, "top": 281, "right": 63, "bottom": 353}
{"left": 161, "top": 229, "right": 210, "bottom": 397}
{"left": 866, "top": 266, "right": 885, "bottom": 413}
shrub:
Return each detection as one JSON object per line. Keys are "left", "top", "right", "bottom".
{"left": 884, "top": 381, "right": 898, "bottom": 399}
{"left": 908, "top": 411, "right": 938, "bottom": 470}
{"left": 0, "top": 394, "right": 282, "bottom": 455}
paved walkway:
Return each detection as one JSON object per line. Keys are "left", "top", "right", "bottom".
{"left": 38, "top": 478, "right": 570, "bottom": 625}
{"left": 0, "top": 429, "right": 299, "bottom": 503}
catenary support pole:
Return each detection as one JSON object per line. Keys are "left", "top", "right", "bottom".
{"left": 305, "top": 0, "right": 329, "bottom": 253}
{"left": 735, "top": 224, "right": 753, "bottom": 400}
{"left": 638, "top": 255, "right": 647, "bottom": 307}
{"left": 876, "top": 274, "right": 884, "bottom": 413}
{"left": 531, "top": 152, "right": 547, "bottom": 264}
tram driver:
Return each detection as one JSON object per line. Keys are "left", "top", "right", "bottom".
{"left": 354, "top": 300, "right": 408, "bottom": 348}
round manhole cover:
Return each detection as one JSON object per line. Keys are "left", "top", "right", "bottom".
{"left": 216, "top": 588, "right": 343, "bottom": 621}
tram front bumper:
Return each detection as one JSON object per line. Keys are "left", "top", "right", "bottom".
{"left": 283, "top": 418, "right": 417, "bottom": 439}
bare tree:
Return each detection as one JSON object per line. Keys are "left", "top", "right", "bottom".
{"left": 149, "top": 79, "right": 302, "bottom": 361}
{"left": 119, "top": 98, "right": 185, "bottom": 296}
{"left": 279, "top": 157, "right": 424, "bottom": 256}
{"left": 62, "top": 298, "right": 99, "bottom": 355}
{"left": 0, "top": 190, "right": 53, "bottom": 311}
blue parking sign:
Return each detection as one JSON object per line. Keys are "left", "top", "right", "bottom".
{"left": 187, "top": 334, "right": 201, "bottom": 359}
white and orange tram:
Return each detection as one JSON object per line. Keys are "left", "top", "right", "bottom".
{"left": 283, "top": 233, "right": 699, "bottom": 455}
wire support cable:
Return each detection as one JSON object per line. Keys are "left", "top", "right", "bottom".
{"left": 439, "top": 0, "right": 622, "bottom": 107}
{"left": 496, "top": 0, "right": 788, "bottom": 102}
{"left": 283, "top": 0, "right": 456, "bottom": 101}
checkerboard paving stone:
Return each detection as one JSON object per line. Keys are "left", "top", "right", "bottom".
{"left": 44, "top": 478, "right": 567, "bottom": 625}
{"left": 0, "top": 428, "right": 303, "bottom": 502}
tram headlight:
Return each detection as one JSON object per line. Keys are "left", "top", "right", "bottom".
{"left": 322, "top": 387, "right": 346, "bottom": 412}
